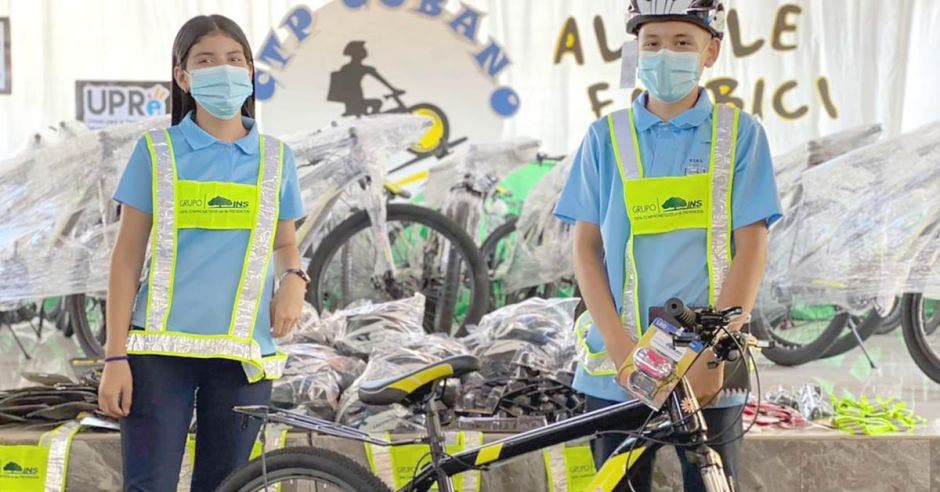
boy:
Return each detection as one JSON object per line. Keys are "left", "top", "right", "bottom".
{"left": 554, "top": 1, "right": 782, "bottom": 490}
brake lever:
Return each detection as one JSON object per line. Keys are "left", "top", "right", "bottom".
{"left": 720, "top": 306, "right": 743, "bottom": 324}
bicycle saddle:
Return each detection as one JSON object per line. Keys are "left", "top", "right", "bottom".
{"left": 358, "top": 355, "right": 480, "bottom": 406}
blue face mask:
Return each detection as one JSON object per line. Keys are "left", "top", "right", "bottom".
{"left": 636, "top": 49, "right": 702, "bottom": 103}
{"left": 186, "top": 65, "right": 253, "bottom": 120}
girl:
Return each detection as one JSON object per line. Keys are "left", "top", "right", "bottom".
{"left": 97, "top": 15, "right": 307, "bottom": 491}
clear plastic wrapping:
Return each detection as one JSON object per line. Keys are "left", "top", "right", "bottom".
{"left": 773, "top": 124, "right": 884, "bottom": 204}
{"left": 763, "top": 122, "right": 940, "bottom": 314}
{"left": 335, "top": 334, "right": 470, "bottom": 432}
{"left": 0, "top": 117, "right": 169, "bottom": 303}
{"left": 286, "top": 293, "right": 428, "bottom": 357}
{"left": 286, "top": 114, "right": 432, "bottom": 260}
{"left": 271, "top": 343, "right": 366, "bottom": 420}
{"left": 458, "top": 298, "right": 583, "bottom": 420}
{"left": 423, "top": 137, "right": 541, "bottom": 210}
{"left": 334, "top": 294, "right": 427, "bottom": 358}
{"left": 501, "top": 155, "right": 576, "bottom": 292}
{"left": 0, "top": 114, "right": 430, "bottom": 303}
{"left": 462, "top": 297, "right": 580, "bottom": 379}
{"left": 765, "top": 384, "right": 833, "bottom": 420}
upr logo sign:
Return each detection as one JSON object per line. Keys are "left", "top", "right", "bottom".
{"left": 76, "top": 81, "right": 170, "bottom": 130}
{"left": 254, "top": 0, "right": 521, "bottom": 177}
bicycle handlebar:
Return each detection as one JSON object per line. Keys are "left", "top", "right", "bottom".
{"left": 663, "top": 298, "right": 771, "bottom": 361}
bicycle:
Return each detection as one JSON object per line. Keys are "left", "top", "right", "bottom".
{"left": 63, "top": 115, "right": 489, "bottom": 356}
{"left": 422, "top": 138, "right": 540, "bottom": 335}
{"left": 479, "top": 153, "right": 575, "bottom": 309}
{"left": 220, "top": 298, "right": 764, "bottom": 492}
{"left": 748, "top": 123, "right": 934, "bottom": 367}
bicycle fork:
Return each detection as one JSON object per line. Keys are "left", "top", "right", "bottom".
{"left": 666, "top": 378, "right": 733, "bottom": 492}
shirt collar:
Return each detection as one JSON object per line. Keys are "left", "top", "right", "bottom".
{"left": 178, "top": 111, "right": 260, "bottom": 155}
{"left": 631, "top": 88, "right": 714, "bottom": 132}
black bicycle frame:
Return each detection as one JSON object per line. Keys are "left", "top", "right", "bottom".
{"left": 406, "top": 396, "right": 673, "bottom": 490}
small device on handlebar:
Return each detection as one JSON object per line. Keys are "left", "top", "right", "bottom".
{"left": 664, "top": 297, "right": 771, "bottom": 367}
{"left": 618, "top": 298, "right": 756, "bottom": 409}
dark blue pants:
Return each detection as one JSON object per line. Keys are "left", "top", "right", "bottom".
{"left": 121, "top": 355, "right": 272, "bottom": 492}
{"left": 587, "top": 396, "right": 743, "bottom": 492}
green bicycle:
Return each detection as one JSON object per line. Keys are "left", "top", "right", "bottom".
{"left": 220, "top": 299, "right": 763, "bottom": 492}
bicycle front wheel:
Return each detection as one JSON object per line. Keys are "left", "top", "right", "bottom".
{"left": 901, "top": 293, "right": 940, "bottom": 383}
{"left": 217, "top": 447, "right": 392, "bottom": 492}
{"left": 306, "top": 204, "right": 489, "bottom": 336}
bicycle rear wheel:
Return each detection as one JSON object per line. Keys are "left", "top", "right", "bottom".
{"left": 66, "top": 293, "right": 106, "bottom": 358}
{"left": 750, "top": 302, "right": 846, "bottom": 366}
{"left": 901, "top": 293, "right": 940, "bottom": 384}
{"left": 306, "top": 204, "right": 488, "bottom": 336}
{"left": 217, "top": 447, "right": 391, "bottom": 492}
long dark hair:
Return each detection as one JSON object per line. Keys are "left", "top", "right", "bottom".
{"left": 171, "top": 15, "right": 255, "bottom": 125}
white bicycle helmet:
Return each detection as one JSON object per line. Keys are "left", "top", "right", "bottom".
{"left": 626, "top": 0, "right": 726, "bottom": 39}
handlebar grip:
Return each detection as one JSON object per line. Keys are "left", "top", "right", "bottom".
{"left": 665, "top": 298, "right": 696, "bottom": 328}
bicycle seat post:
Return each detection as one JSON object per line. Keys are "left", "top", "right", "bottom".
{"left": 423, "top": 380, "right": 456, "bottom": 492}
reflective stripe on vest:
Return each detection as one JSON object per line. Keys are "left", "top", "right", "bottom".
{"left": 576, "top": 104, "right": 740, "bottom": 376}
{"left": 38, "top": 422, "right": 81, "bottom": 492}
{"left": 126, "top": 129, "right": 285, "bottom": 382}
{"left": 461, "top": 431, "right": 483, "bottom": 492}
{"left": 365, "top": 431, "right": 481, "bottom": 491}
{"left": 543, "top": 442, "right": 596, "bottom": 492}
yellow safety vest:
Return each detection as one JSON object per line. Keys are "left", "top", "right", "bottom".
{"left": 125, "top": 129, "right": 287, "bottom": 382}
{"left": 0, "top": 422, "right": 81, "bottom": 492}
{"left": 576, "top": 104, "right": 741, "bottom": 376}
{"left": 365, "top": 431, "right": 483, "bottom": 491}
{"left": 542, "top": 441, "right": 596, "bottom": 492}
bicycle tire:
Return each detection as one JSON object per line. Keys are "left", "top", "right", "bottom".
{"left": 437, "top": 202, "right": 470, "bottom": 335}
{"left": 874, "top": 297, "right": 903, "bottom": 335}
{"left": 306, "top": 203, "right": 488, "bottom": 336}
{"left": 480, "top": 216, "right": 518, "bottom": 309}
{"left": 749, "top": 309, "right": 846, "bottom": 366}
{"left": 217, "top": 447, "right": 392, "bottom": 492}
{"left": 820, "top": 311, "right": 882, "bottom": 358}
{"left": 480, "top": 216, "right": 518, "bottom": 270}
{"left": 67, "top": 293, "right": 106, "bottom": 358}
{"left": 901, "top": 293, "right": 940, "bottom": 384}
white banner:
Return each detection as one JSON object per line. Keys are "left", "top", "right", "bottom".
{"left": 476, "top": 0, "right": 940, "bottom": 154}
{"left": 0, "top": 1, "right": 937, "bottom": 158}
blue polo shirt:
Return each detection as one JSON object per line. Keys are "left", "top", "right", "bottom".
{"left": 554, "top": 90, "right": 782, "bottom": 404}
{"left": 113, "top": 112, "right": 305, "bottom": 356}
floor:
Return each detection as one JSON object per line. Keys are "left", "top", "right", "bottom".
{"left": 753, "top": 328, "right": 940, "bottom": 435}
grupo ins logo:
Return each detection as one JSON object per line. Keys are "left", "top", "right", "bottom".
{"left": 2, "top": 461, "right": 40, "bottom": 478}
